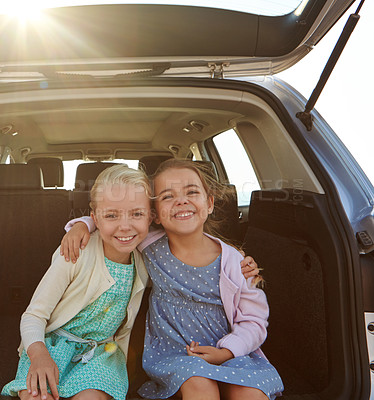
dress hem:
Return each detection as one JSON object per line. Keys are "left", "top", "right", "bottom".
{"left": 138, "top": 371, "right": 279, "bottom": 400}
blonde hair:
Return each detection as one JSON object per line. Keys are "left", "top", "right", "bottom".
{"left": 90, "top": 164, "right": 151, "bottom": 211}
{"left": 152, "top": 159, "right": 264, "bottom": 288}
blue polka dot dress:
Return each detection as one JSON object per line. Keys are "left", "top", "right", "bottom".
{"left": 138, "top": 236, "right": 283, "bottom": 399}
{"left": 2, "top": 256, "right": 135, "bottom": 400}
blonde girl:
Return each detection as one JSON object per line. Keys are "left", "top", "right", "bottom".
{"left": 1, "top": 165, "right": 152, "bottom": 400}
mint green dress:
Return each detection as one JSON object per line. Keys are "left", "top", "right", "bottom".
{"left": 2, "top": 256, "right": 134, "bottom": 400}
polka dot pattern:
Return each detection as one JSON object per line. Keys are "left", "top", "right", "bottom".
{"left": 138, "top": 236, "right": 284, "bottom": 399}
{"left": 2, "top": 256, "right": 135, "bottom": 400}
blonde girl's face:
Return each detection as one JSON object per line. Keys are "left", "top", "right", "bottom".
{"left": 153, "top": 167, "right": 214, "bottom": 237}
{"left": 91, "top": 183, "right": 152, "bottom": 264}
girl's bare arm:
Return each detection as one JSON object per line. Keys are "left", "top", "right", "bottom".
{"left": 60, "top": 222, "right": 90, "bottom": 263}
{"left": 26, "top": 342, "right": 59, "bottom": 400}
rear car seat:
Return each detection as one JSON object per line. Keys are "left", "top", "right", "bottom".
{"left": 138, "top": 155, "right": 173, "bottom": 176}
{"left": 0, "top": 164, "right": 71, "bottom": 391}
{"left": 28, "top": 157, "right": 64, "bottom": 188}
{"left": 71, "top": 162, "right": 119, "bottom": 217}
{"left": 193, "top": 160, "right": 240, "bottom": 243}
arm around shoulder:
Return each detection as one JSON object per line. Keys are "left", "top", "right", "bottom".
{"left": 61, "top": 217, "right": 93, "bottom": 262}
{"left": 64, "top": 216, "right": 95, "bottom": 233}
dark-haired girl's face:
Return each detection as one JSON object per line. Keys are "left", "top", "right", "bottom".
{"left": 153, "top": 168, "right": 214, "bottom": 237}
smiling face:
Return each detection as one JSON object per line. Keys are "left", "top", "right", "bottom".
{"left": 92, "top": 183, "right": 151, "bottom": 264}
{"left": 153, "top": 167, "right": 214, "bottom": 237}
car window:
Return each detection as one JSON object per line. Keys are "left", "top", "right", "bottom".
{"left": 213, "top": 129, "right": 260, "bottom": 206}
{"left": 62, "top": 159, "right": 139, "bottom": 190}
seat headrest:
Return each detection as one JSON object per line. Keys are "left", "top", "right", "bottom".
{"left": 138, "top": 155, "right": 173, "bottom": 176}
{"left": 0, "top": 164, "right": 43, "bottom": 190}
{"left": 28, "top": 157, "right": 64, "bottom": 187}
{"left": 74, "top": 162, "right": 119, "bottom": 191}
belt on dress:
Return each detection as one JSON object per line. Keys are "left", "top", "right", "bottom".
{"left": 54, "top": 328, "right": 114, "bottom": 364}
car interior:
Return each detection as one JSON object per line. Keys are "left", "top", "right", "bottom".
{"left": 0, "top": 80, "right": 358, "bottom": 399}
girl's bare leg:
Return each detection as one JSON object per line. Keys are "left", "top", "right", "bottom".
{"left": 179, "top": 376, "right": 220, "bottom": 400}
{"left": 219, "top": 382, "right": 268, "bottom": 400}
{"left": 71, "top": 389, "right": 112, "bottom": 400}
{"left": 18, "top": 389, "right": 55, "bottom": 400}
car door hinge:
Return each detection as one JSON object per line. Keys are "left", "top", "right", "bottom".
{"left": 208, "top": 63, "right": 230, "bottom": 79}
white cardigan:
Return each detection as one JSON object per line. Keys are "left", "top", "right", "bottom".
{"left": 19, "top": 230, "right": 149, "bottom": 359}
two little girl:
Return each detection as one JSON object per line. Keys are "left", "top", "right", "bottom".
{"left": 2, "top": 160, "right": 283, "bottom": 400}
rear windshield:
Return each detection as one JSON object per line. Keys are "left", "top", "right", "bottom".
{"left": 63, "top": 159, "right": 139, "bottom": 190}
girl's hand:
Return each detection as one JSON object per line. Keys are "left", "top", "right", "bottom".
{"left": 60, "top": 222, "right": 90, "bottom": 263}
{"left": 240, "top": 255, "right": 260, "bottom": 279}
{"left": 26, "top": 342, "right": 59, "bottom": 400}
{"left": 186, "top": 341, "right": 233, "bottom": 365}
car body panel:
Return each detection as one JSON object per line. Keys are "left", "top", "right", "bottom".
{"left": 255, "top": 77, "right": 374, "bottom": 246}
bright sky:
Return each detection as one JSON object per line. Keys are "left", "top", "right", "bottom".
{"left": 277, "top": 0, "right": 374, "bottom": 186}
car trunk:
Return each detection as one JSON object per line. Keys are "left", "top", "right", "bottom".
{"left": 0, "top": 76, "right": 370, "bottom": 399}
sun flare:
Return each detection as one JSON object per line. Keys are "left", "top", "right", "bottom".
{"left": 0, "top": 1, "right": 46, "bottom": 21}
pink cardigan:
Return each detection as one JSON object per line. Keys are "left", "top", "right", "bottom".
{"left": 138, "top": 230, "right": 269, "bottom": 358}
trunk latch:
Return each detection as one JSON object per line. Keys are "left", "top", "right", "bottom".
{"left": 208, "top": 63, "right": 230, "bottom": 79}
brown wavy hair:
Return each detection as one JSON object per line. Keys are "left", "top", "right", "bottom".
{"left": 151, "top": 159, "right": 264, "bottom": 287}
